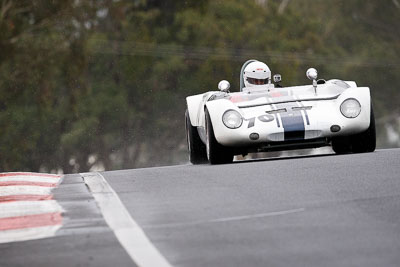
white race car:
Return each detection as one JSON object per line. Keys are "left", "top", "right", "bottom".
{"left": 185, "top": 60, "right": 376, "bottom": 164}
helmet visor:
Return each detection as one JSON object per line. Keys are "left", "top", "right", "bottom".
{"left": 246, "top": 77, "right": 268, "bottom": 85}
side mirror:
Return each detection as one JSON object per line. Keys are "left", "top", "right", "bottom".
{"left": 273, "top": 74, "right": 282, "bottom": 83}
{"left": 218, "top": 80, "right": 230, "bottom": 92}
{"left": 306, "top": 68, "right": 318, "bottom": 95}
{"left": 306, "top": 68, "right": 318, "bottom": 81}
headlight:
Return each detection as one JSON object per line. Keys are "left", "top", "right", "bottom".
{"left": 340, "top": 98, "right": 361, "bottom": 118}
{"left": 222, "top": 110, "right": 243, "bottom": 129}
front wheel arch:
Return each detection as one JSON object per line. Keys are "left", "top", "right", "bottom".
{"left": 332, "top": 104, "right": 376, "bottom": 154}
{"left": 205, "top": 108, "right": 234, "bottom": 164}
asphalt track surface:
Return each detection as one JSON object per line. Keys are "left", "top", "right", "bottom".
{"left": 1, "top": 148, "right": 400, "bottom": 267}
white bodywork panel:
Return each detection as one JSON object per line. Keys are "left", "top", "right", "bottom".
{"left": 186, "top": 80, "right": 371, "bottom": 148}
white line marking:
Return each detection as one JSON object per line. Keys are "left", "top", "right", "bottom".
{"left": 0, "top": 176, "right": 60, "bottom": 183}
{"left": 81, "top": 172, "right": 173, "bottom": 267}
{"left": 0, "top": 225, "right": 62, "bottom": 244}
{"left": 0, "top": 186, "right": 52, "bottom": 196}
{"left": 0, "top": 200, "right": 63, "bottom": 219}
{"left": 144, "top": 208, "right": 305, "bottom": 229}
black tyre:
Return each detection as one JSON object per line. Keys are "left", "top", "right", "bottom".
{"left": 332, "top": 136, "right": 352, "bottom": 154}
{"left": 351, "top": 105, "right": 376, "bottom": 153}
{"left": 332, "top": 105, "right": 376, "bottom": 154}
{"left": 185, "top": 109, "right": 208, "bottom": 164}
{"left": 205, "top": 109, "right": 234, "bottom": 164}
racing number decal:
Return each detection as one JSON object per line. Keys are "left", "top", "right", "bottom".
{"left": 258, "top": 114, "right": 275, "bottom": 123}
{"left": 244, "top": 117, "right": 256, "bottom": 128}
{"left": 244, "top": 114, "right": 275, "bottom": 128}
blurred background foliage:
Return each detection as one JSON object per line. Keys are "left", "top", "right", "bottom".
{"left": 0, "top": 0, "right": 399, "bottom": 172}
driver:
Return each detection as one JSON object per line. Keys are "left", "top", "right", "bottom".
{"left": 243, "top": 61, "right": 271, "bottom": 87}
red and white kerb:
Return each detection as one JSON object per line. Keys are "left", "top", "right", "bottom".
{"left": 0, "top": 172, "right": 63, "bottom": 243}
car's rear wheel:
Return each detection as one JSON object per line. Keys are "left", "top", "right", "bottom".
{"left": 205, "top": 109, "right": 234, "bottom": 164}
{"left": 185, "top": 109, "right": 208, "bottom": 164}
{"left": 332, "top": 105, "right": 376, "bottom": 154}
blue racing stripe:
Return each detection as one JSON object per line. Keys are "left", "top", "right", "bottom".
{"left": 275, "top": 102, "right": 305, "bottom": 141}
{"left": 298, "top": 101, "right": 310, "bottom": 125}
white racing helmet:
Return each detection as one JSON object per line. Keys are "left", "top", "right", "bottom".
{"left": 243, "top": 61, "right": 271, "bottom": 87}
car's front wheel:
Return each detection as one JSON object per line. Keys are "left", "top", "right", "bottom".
{"left": 332, "top": 105, "right": 376, "bottom": 154}
{"left": 185, "top": 109, "right": 208, "bottom": 164}
{"left": 205, "top": 109, "right": 234, "bottom": 164}
{"left": 351, "top": 105, "right": 376, "bottom": 153}
{"left": 332, "top": 136, "right": 352, "bottom": 154}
